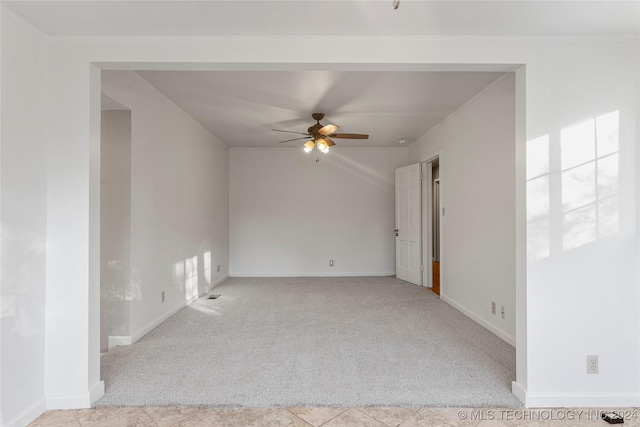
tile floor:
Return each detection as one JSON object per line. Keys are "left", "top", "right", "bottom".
{"left": 28, "top": 406, "right": 640, "bottom": 427}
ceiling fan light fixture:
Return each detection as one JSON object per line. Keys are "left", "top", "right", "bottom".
{"left": 303, "top": 141, "right": 315, "bottom": 153}
{"left": 275, "top": 113, "right": 369, "bottom": 151}
{"left": 317, "top": 139, "right": 328, "bottom": 151}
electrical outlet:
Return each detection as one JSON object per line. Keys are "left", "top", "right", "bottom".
{"left": 587, "top": 355, "right": 599, "bottom": 374}
{"left": 491, "top": 302, "right": 496, "bottom": 315}
{"left": 501, "top": 306, "right": 505, "bottom": 319}
{"left": 217, "top": 264, "right": 220, "bottom": 273}
{"left": 161, "top": 291, "right": 165, "bottom": 303}
{"left": 329, "top": 259, "right": 334, "bottom": 267}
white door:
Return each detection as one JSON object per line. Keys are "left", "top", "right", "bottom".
{"left": 395, "top": 163, "right": 422, "bottom": 285}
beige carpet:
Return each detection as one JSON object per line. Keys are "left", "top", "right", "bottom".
{"left": 99, "top": 276, "right": 520, "bottom": 407}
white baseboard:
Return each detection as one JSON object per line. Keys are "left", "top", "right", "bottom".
{"left": 513, "top": 384, "right": 640, "bottom": 407}
{"left": 511, "top": 381, "right": 527, "bottom": 405}
{"left": 89, "top": 381, "right": 105, "bottom": 405}
{"left": 130, "top": 274, "right": 229, "bottom": 344}
{"left": 107, "top": 336, "right": 132, "bottom": 350}
{"left": 130, "top": 302, "right": 184, "bottom": 344}
{"left": 46, "top": 393, "right": 90, "bottom": 410}
{"left": 441, "top": 294, "right": 515, "bottom": 347}
{"left": 4, "top": 397, "right": 46, "bottom": 427}
{"left": 203, "top": 274, "right": 228, "bottom": 294}
{"left": 229, "top": 272, "right": 395, "bottom": 277}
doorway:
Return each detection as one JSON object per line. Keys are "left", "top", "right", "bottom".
{"left": 431, "top": 159, "right": 441, "bottom": 295}
{"left": 86, "top": 64, "right": 526, "bottom": 409}
{"left": 421, "top": 156, "right": 442, "bottom": 295}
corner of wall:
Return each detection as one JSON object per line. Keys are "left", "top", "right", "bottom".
{"left": 441, "top": 294, "right": 515, "bottom": 347}
{"left": 1, "top": 6, "right": 50, "bottom": 426}
{"left": 410, "top": 72, "right": 517, "bottom": 347}
{"left": 129, "top": 274, "right": 229, "bottom": 344}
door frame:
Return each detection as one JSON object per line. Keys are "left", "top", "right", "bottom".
{"left": 421, "top": 152, "right": 443, "bottom": 293}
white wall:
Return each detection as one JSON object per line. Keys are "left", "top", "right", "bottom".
{"left": 100, "top": 110, "right": 132, "bottom": 353}
{"left": 9, "top": 32, "right": 635, "bottom": 412}
{"left": 230, "top": 148, "right": 407, "bottom": 276}
{"left": 409, "top": 73, "right": 516, "bottom": 344}
{"left": 0, "top": 8, "right": 48, "bottom": 427}
{"left": 101, "top": 71, "right": 229, "bottom": 343}
{"left": 516, "top": 41, "right": 639, "bottom": 407}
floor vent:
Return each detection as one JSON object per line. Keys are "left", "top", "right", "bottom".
{"left": 208, "top": 294, "right": 221, "bottom": 300}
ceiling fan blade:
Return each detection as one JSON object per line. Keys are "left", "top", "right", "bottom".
{"left": 318, "top": 124, "right": 339, "bottom": 136}
{"left": 325, "top": 137, "right": 336, "bottom": 147}
{"left": 329, "top": 133, "right": 369, "bottom": 139}
{"left": 272, "top": 129, "right": 311, "bottom": 136}
{"left": 278, "top": 137, "right": 310, "bottom": 143}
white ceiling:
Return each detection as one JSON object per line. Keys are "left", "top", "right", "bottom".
{"left": 10, "top": 1, "right": 636, "bottom": 148}
{"left": 5, "top": 1, "right": 639, "bottom": 37}
{"left": 133, "top": 70, "right": 503, "bottom": 148}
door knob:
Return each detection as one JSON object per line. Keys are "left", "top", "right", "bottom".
{"left": 394, "top": 229, "right": 399, "bottom": 236}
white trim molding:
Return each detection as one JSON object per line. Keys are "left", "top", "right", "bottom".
{"left": 229, "top": 272, "right": 396, "bottom": 278}
{"left": 4, "top": 398, "right": 47, "bottom": 427}
{"left": 441, "top": 294, "right": 516, "bottom": 347}
{"left": 513, "top": 383, "right": 640, "bottom": 408}
{"left": 54, "top": 34, "right": 640, "bottom": 45}
{"left": 89, "top": 381, "right": 105, "bottom": 405}
{"left": 46, "top": 380, "right": 104, "bottom": 410}
{"left": 46, "top": 394, "right": 89, "bottom": 410}
{"left": 202, "top": 274, "right": 229, "bottom": 297}
{"left": 511, "top": 381, "right": 527, "bottom": 405}
{"left": 107, "top": 336, "right": 132, "bottom": 350}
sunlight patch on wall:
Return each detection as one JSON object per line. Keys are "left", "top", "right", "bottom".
{"left": 185, "top": 255, "right": 199, "bottom": 302}
{"left": 526, "top": 135, "right": 550, "bottom": 261}
{"left": 204, "top": 251, "right": 212, "bottom": 285}
{"left": 561, "top": 111, "right": 619, "bottom": 251}
{"left": 526, "top": 111, "right": 620, "bottom": 261}
{"left": 172, "top": 260, "right": 185, "bottom": 291}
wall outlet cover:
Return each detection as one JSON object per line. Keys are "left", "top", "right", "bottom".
{"left": 587, "top": 355, "right": 599, "bottom": 374}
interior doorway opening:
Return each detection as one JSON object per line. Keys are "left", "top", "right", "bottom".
{"left": 430, "top": 158, "right": 441, "bottom": 295}
{"left": 421, "top": 155, "right": 442, "bottom": 296}
{"left": 89, "top": 64, "right": 526, "bottom": 408}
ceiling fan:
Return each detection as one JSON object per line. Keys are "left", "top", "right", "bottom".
{"left": 273, "top": 113, "right": 369, "bottom": 154}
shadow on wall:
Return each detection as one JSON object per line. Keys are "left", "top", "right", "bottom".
{"left": 527, "top": 111, "right": 620, "bottom": 262}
